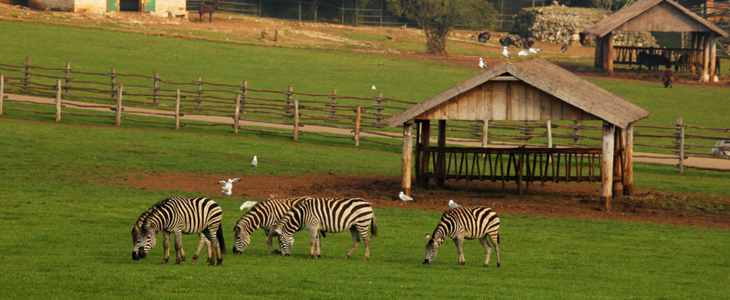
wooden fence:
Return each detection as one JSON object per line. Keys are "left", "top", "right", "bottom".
{"left": 0, "top": 57, "right": 728, "bottom": 172}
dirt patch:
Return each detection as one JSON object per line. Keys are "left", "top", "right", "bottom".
{"left": 110, "top": 171, "right": 730, "bottom": 229}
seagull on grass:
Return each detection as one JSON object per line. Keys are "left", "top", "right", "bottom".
{"left": 518, "top": 50, "right": 530, "bottom": 57}
{"left": 502, "top": 46, "right": 513, "bottom": 59}
{"left": 398, "top": 191, "right": 414, "bottom": 204}
{"left": 239, "top": 201, "right": 258, "bottom": 211}
{"left": 448, "top": 200, "right": 462, "bottom": 209}
{"left": 528, "top": 48, "right": 542, "bottom": 54}
{"left": 478, "top": 57, "right": 487, "bottom": 69}
{"left": 218, "top": 178, "right": 241, "bottom": 196}
{"left": 251, "top": 156, "right": 258, "bottom": 167}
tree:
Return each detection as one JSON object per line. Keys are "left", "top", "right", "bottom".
{"left": 387, "top": 0, "right": 496, "bottom": 55}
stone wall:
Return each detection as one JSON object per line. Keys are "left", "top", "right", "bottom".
{"left": 511, "top": 4, "right": 658, "bottom": 47}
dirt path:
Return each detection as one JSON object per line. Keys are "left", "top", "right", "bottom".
{"left": 8, "top": 93, "right": 730, "bottom": 171}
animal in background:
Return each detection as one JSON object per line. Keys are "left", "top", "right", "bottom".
{"left": 478, "top": 58, "right": 487, "bottom": 69}
{"left": 477, "top": 32, "right": 491, "bottom": 43}
{"left": 448, "top": 200, "right": 461, "bottom": 209}
{"left": 661, "top": 68, "right": 673, "bottom": 88}
{"left": 502, "top": 46, "right": 513, "bottom": 59}
{"left": 198, "top": 0, "right": 220, "bottom": 23}
{"left": 424, "top": 207, "right": 501, "bottom": 267}
{"left": 711, "top": 140, "right": 730, "bottom": 156}
{"left": 398, "top": 191, "right": 415, "bottom": 204}
{"left": 523, "top": 38, "right": 534, "bottom": 49}
{"left": 218, "top": 178, "right": 241, "bottom": 196}
{"left": 251, "top": 156, "right": 258, "bottom": 167}
{"left": 561, "top": 42, "right": 568, "bottom": 53}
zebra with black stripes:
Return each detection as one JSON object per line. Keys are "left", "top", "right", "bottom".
{"left": 423, "top": 206, "right": 501, "bottom": 267}
{"left": 131, "top": 197, "right": 226, "bottom": 266}
{"left": 269, "top": 197, "right": 378, "bottom": 260}
{"left": 232, "top": 196, "right": 312, "bottom": 255}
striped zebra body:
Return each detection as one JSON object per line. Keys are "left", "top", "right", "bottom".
{"left": 232, "top": 196, "right": 311, "bottom": 255}
{"left": 131, "top": 197, "right": 225, "bottom": 266}
{"left": 271, "top": 197, "right": 378, "bottom": 260}
{"left": 424, "top": 206, "right": 500, "bottom": 267}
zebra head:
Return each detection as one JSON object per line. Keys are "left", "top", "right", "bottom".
{"left": 423, "top": 237, "right": 442, "bottom": 265}
{"left": 131, "top": 224, "right": 157, "bottom": 260}
{"left": 277, "top": 230, "right": 294, "bottom": 256}
{"left": 232, "top": 221, "right": 253, "bottom": 254}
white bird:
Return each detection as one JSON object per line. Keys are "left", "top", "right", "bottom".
{"left": 228, "top": 16, "right": 232, "bottom": 19}
{"left": 398, "top": 191, "right": 414, "bottom": 204}
{"left": 218, "top": 178, "right": 241, "bottom": 196}
{"left": 371, "top": 85, "right": 376, "bottom": 90}
{"left": 528, "top": 48, "right": 542, "bottom": 54}
{"left": 239, "top": 201, "right": 258, "bottom": 211}
{"left": 502, "top": 46, "right": 512, "bottom": 59}
{"left": 518, "top": 50, "right": 530, "bottom": 57}
{"left": 478, "top": 57, "right": 487, "bottom": 69}
{"left": 448, "top": 199, "right": 462, "bottom": 209}
{"left": 251, "top": 156, "right": 258, "bottom": 167}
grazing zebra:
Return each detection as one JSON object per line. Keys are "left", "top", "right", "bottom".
{"left": 423, "top": 206, "right": 500, "bottom": 267}
{"left": 232, "top": 196, "right": 312, "bottom": 255}
{"left": 269, "top": 197, "right": 378, "bottom": 260}
{"left": 131, "top": 197, "right": 225, "bottom": 266}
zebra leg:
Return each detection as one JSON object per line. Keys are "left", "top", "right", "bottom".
{"left": 492, "top": 234, "right": 501, "bottom": 268}
{"left": 308, "top": 230, "right": 319, "bottom": 259}
{"left": 174, "top": 230, "right": 184, "bottom": 264}
{"left": 454, "top": 237, "right": 465, "bottom": 265}
{"left": 192, "top": 233, "right": 210, "bottom": 263}
{"left": 265, "top": 229, "right": 280, "bottom": 255}
{"left": 479, "top": 237, "right": 492, "bottom": 267}
{"left": 162, "top": 231, "right": 171, "bottom": 265}
{"left": 315, "top": 232, "right": 322, "bottom": 258}
{"left": 346, "top": 227, "right": 361, "bottom": 260}
{"left": 204, "top": 229, "right": 223, "bottom": 266}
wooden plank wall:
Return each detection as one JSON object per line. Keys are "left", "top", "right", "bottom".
{"left": 618, "top": 2, "right": 705, "bottom": 32}
{"left": 415, "top": 81, "right": 600, "bottom": 122}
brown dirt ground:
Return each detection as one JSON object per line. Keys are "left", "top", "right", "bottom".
{"left": 111, "top": 171, "right": 730, "bottom": 229}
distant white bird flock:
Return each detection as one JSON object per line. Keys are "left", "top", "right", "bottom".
{"left": 398, "top": 191, "right": 414, "bottom": 204}
{"left": 239, "top": 201, "right": 258, "bottom": 211}
{"left": 478, "top": 57, "right": 487, "bottom": 69}
{"left": 218, "top": 178, "right": 241, "bottom": 196}
{"left": 502, "top": 46, "right": 512, "bottom": 59}
{"left": 251, "top": 156, "right": 258, "bottom": 167}
{"left": 448, "top": 199, "right": 461, "bottom": 209}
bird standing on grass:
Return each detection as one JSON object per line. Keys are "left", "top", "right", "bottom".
{"left": 561, "top": 42, "right": 568, "bottom": 53}
{"left": 502, "top": 46, "right": 513, "bottom": 59}
{"left": 478, "top": 57, "right": 487, "bottom": 69}
{"left": 448, "top": 200, "right": 462, "bottom": 209}
{"left": 518, "top": 50, "right": 530, "bottom": 57}
{"left": 239, "top": 201, "right": 258, "bottom": 211}
{"left": 398, "top": 191, "right": 414, "bottom": 204}
{"left": 218, "top": 178, "right": 241, "bottom": 196}
{"left": 528, "top": 48, "right": 542, "bottom": 54}
{"left": 251, "top": 156, "right": 258, "bottom": 167}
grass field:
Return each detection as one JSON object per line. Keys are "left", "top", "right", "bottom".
{"left": 1, "top": 118, "right": 730, "bottom": 299}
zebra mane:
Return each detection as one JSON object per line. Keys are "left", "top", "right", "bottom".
{"left": 134, "top": 198, "right": 175, "bottom": 230}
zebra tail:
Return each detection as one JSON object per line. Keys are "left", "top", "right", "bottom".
{"left": 370, "top": 216, "right": 378, "bottom": 238}
{"left": 217, "top": 225, "right": 226, "bottom": 254}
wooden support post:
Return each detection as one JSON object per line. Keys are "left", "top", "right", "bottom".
{"left": 153, "top": 72, "right": 160, "bottom": 105}
{"left": 482, "top": 120, "right": 489, "bottom": 147}
{"left": 546, "top": 120, "right": 553, "bottom": 148}
{"left": 573, "top": 121, "right": 580, "bottom": 144}
{"left": 55, "top": 80, "right": 62, "bottom": 122}
{"left": 175, "top": 89, "right": 181, "bottom": 130}
{"left": 700, "top": 36, "right": 710, "bottom": 82}
{"left": 355, "top": 104, "right": 361, "bottom": 146}
{"left": 0, "top": 73, "right": 4, "bottom": 116}
{"left": 110, "top": 68, "right": 116, "bottom": 99}
{"left": 415, "top": 121, "right": 421, "bottom": 183}
{"left": 612, "top": 127, "right": 623, "bottom": 198}
{"left": 402, "top": 121, "right": 414, "bottom": 195}
{"left": 24, "top": 56, "right": 29, "bottom": 91}
{"left": 691, "top": 33, "right": 698, "bottom": 73}
{"left": 623, "top": 123, "right": 634, "bottom": 196}
{"left": 293, "top": 98, "right": 300, "bottom": 140}
{"left": 115, "top": 84, "right": 123, "bottom": 126}
{"left": 234, "top": 93, "right": 241, "bottom": 133}
{"left": 605, "top": 32, "right": 614, "bottom": 76}
{"left": 594, "top": 36, "right": 603, "bottom": 68}
{"left": 677, "top": 116, "right": 685, "bottom": 173}
{"left": 436, "top": 120, "right": 446, "bottom": 188}
{"left": 421, "top": 120, "right": 431, "bottom": 187}
{"left": 601, "top": 121, "right": 615, "bottom": 211}
{"left": 64, "top": 61, "right": 71, "bottom": 96}
{"left": 709, "top": 35, "right": 717, "bottom": 81}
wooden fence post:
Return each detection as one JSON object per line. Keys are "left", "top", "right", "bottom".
{"left": 110, "top": 68, "right": 116, "bottom": 99}
{"left": 330, "top": 89, "right": 338, "bottom": 120}
{"left": 573, "top": 121, "right": 581, "bottom": 144}
{"left": 175, "top": 89, "right": 181, "bottom": 130}
{"left": 293, "top": 98, "right": 299, "bottom": 140}
{"left": 355, "top": 104, "right": 361, "bottom": 146}
{"left": 436, "top": 120, "right": 446, "bottom": 188}
{"left": 24, "top": 56, "right": 30, "bottom": 91}
{"left": 64, "top": 61, "right": 71, "bottom": 96}
{"left": 0, "top": 73, "right": 4, "bottom": 115}
{"left": 153, "top": 72, "right": 160, "bottom": 105}
{"left": 601, "top": 121, "right": 615, "bottom": 211}
{"left": 624, "top": 123, "right": 634, "bottom": 196}
{"left": 375, "top": 92, "right": 384, "bottom": 127}
{"left": 55, "top": 80, "right": 62, "bottom": 122}
{"left": 677, "top": 116, "right": 685, "bottom": 173}
{"left": 482, "top": 120, "right": 489, "bottom": 147}
{"left": 234, "top": 93, "right": 241, "bottom": 133}
{"left": 196, "top": 76, "right": 203, "bottom": 108}
{"left": 286, "top": 85, "right": 293, "bottom": 115}
{"left": 402, "top": 120, "right": 414, "bottom": 195}
{"left": 241, "top": 80, "right": 248, "bottom": 115}
{"left": 546, "top": 120, "right": 553, "bottom": 148}
{"left": 115, "top": 84, "right": 123, "bottom": 126}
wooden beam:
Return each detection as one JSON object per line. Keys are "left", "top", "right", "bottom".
{"left": 709, "top": 35, "right": 717, "bottom": 82}
{"left": 234, "top": 93, "right": 241, "bottom": 133}
{"left": 115, "top": 84, "right": 123, "bottom": 126}
{"left": 601, "top": 121, "right": 615, "bottom": 211}
{"left": 482, "top": 120, "right": 489, "bottom": 147}
{"left": 436, "top": 120, "right": 446, "bottom": 187}
{"left": 612, "top": 127, "right": 623, "bottom": 197}
{"left": 402, "top": 121, "right": 414, "bottom": 195}
{"left": 55, "top": 80, "right": 62, "bottom": 122}
{"left": 414, "top": 121, "right": 421, "bottom": 183}
{"left": 595, "top": 36, "right": 604, "bottom": 68}
{"left": 606, "top": 32, "right": 614, "bottom": 76}
{"left": 701, "top": 34, "right": 711, "bottom": 82}
{"left": 623, "top": 123, "right": 634, "bottom": 196}
{"left": 421, "top": 120, "right": 431, "bottom": 187}
{"left": 293, "top": 99, "right": 300, "bottom": 140}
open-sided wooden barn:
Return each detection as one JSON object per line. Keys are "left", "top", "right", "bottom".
{"left": 584, "top": 0, "right": 729, "bottom": 82}
{"left": 26, "top": 0, "right": 186, "bottom": 16}
{"left": 387, "top": 58, "right": 650, "bottom": 211}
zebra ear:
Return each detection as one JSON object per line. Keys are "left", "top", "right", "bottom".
{"left": 425, "top": 234, "right": 431, "bottom": 240}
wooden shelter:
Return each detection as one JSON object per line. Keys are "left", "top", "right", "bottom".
{"left": 387, "top": 58, "right": 650, "bottom": 211}
{"left": 584, "top": 0, "right": 729, "bottom": 82}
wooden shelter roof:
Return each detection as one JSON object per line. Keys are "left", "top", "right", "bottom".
{"left": 584, "top": 0, "right": 729, "bottom": 38}
{"left": 387, "top": 57, "right": 650, "bottom": 129}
